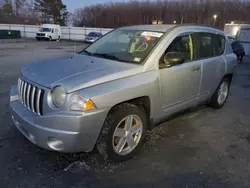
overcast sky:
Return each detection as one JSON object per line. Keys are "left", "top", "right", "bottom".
{"left": 62, "top": 0, "right": 141, "bottom": 12}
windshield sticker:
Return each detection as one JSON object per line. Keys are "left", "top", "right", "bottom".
{"left": 141, "top": 31, "right": 163, "bottom": 38}
{"left": 134, "top": 57, "right": 141, "bottom": 62}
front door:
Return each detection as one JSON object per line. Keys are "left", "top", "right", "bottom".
{"left": 159, "top": 33, "right": 201, "bottom": 115}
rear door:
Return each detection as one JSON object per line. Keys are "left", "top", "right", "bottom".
{"left": 159, "top": 32, "right": 202, "bottom": 115}
{"left": 197, "top": 32, "right": 226, "bottom": 99}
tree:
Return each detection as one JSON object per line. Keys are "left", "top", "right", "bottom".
{"left": 52, "top": 0, "right": 68, "bottom": 25}
{"left": 72, "top": 0, "right": 250, "bottom": 29}
{"left": 34, "top": 0, "right": 68, "bottom": 25}
{"left": 2, "top": 0, "right": 13, "bottom": 15}
{"left": 14, "top": 0, "right": 26, "bottom": 16}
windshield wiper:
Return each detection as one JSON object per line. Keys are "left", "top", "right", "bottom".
{"left": 92, "top": 53, "right": 131, "bottom": 63}
{"left": 81, "top": 50, "right": 93, "bottom": 56}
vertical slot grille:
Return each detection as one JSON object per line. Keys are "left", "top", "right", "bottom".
{"left": 17, "top": 78, "right": 44, "bottom": 116}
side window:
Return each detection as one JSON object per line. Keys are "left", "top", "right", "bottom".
{"left": 197, "top": 32, "right": 225, "bottom": 58}
{"left": 198, "top": 33, "right": 213, "bottom": 58}
{"left": 213, "top": 34, "right": 225, "bottom": 55}
{"left": 165, "top": 34, "right": 194, "bottom": 62}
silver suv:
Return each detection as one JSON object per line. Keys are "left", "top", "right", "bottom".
{"left": 10, "top": 25, "right": 237, "bottom": 161}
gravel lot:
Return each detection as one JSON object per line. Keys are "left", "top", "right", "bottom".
{"left": 1, "top": 39, "right": 250, "bottom": 188}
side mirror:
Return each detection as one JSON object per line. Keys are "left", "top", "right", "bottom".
{"left": 162, "top": 52, "right": 185, "bottom": 68}
{"left": 51, "top": 29, "right": 54, "bottom": 33}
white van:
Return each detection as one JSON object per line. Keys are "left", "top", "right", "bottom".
{"left": 36, "top": 24, "right": 61, "bottom": 41}
{"left": 224, "top": 23, "right": 250, "bottom": 55}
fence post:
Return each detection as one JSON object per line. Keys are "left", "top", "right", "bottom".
{"left": 23, "top": 25, "right": 26, "bottom": 38}
{"left": 69, "top": 27, "right": 71, "bottom": 40}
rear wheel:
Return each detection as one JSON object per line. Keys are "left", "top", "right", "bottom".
{"left": 96, "top": 103, "right": 148, "bottom": 162}
{"left": 209, "top": 77, "right": 230, "bottom": 109}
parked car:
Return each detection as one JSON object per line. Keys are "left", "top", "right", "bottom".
{"left": 10, "top": 25, "right": 237, "bottom": 162}
{"left": 36, "top": 24, "right": 61, "bottom": 41}
{"left": 84, "top": 32, "right": 103, "bottom": 43}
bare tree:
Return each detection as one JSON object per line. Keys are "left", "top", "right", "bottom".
{"left": 72, "top": 0, "right": 250, "bottom": 29}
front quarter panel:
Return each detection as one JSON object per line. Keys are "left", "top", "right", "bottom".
{"left": 78, "top": 71, "right": 161, "bottom": 120}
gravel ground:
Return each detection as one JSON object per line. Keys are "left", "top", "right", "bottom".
{"left": 0, "top": 39, "right": 250, "bottom": 188}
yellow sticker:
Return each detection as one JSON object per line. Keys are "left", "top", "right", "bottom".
{"left": 134, "top": 57, "right": 141, "bottom": 62}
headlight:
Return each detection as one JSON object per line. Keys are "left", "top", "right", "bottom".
{"left": 70, "top": 95, "right": 96, "bottom": 111}
{"left": 51, "top": 86, "right": 66, "bottom": 107}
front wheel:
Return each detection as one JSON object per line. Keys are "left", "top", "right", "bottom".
{"left": 209, "top": 77, "right": 230, "bottom": 109}
{"left": 96, "top": 103, "right": 148, "bottom": 162}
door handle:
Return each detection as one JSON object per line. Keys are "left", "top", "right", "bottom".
{"left": 191, "top": 66, "right": 201, "bottom": 71}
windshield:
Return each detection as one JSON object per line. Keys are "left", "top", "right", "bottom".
{"left": 82, "top": 29, "right": 164, "bottom": 64}
{"left": 40, "top": 28, "right": 51, "bottom": 32}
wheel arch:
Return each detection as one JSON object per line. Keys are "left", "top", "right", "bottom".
{"left": 223, "top": 73, "right": 233, "bottom": 85}
{"left": 108, "top": 96, "right": 152, "bottom": 128}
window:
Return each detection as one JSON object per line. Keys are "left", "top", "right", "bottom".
{"left": 82, "top": 30, "right": 164, "bottom": 64}
{"left": 165, "top": 34, "right": 194, "bottom": 62}
{"left": 237, "top": 28, "right": 250, "bottom": 42}
{"left": 214, "top": 34, "right": 225, "bottom": 56}
{"left": 40, "top": 28, "right": 51, "bottom": 32}
{"left": 88, "top": 32, "right": 102, "bottom": 37}
{"left": 197, "top": 32, "right": 225, "bottom": 59}
{"left": 198, "top": 33, "right": 213, "bottom": 58}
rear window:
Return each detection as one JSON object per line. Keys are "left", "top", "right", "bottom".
{"left": 88, "top": 32, "right": 101, "bottom": 37}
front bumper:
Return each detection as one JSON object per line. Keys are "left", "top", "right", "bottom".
{"left": 36, "top": 36, "right": 49, "bottom": 40}
{"left": 10, "top": 86, "right": 109, "bottom": 153}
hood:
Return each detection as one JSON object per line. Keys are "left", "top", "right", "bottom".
{"left": 21, "top": 54, "right": 142, "bottom": 93}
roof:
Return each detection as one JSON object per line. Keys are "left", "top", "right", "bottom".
{"left": 118, "top": 24, "right": 222, "bottom": 33}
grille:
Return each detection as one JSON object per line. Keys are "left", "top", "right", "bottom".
{"left": 17, "top": 78, "right": 44, "bottom": 116}
{"left": 37, "top": 33, "right": 45, "bottom": 36}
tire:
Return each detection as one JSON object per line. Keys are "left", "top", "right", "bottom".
{"left": 36, "top": 38, "right": 40, "bottom": 41}
{"left": 209, "top": 77, "right": 230, "bottom": 109}
{"left": 57, "top": 36, "right": 60, "bottom": 41}
{"left": 49, "top": 36, "right": 52, "bottom": 41}
{"left": 96, "top": 103, "right": 148, "bottom": 162}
